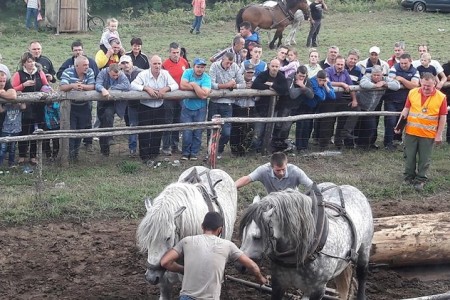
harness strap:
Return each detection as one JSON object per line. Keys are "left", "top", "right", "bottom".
{"left": 307, "top": 182, "right": 329, "bottom": 260}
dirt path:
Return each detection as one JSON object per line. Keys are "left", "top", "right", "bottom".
{"left": 2, "top": 194, "right": 450, "bottom": 300}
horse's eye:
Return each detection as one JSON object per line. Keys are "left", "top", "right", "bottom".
{"left": 166, "top": 237, "right": 171, "bottom": 242}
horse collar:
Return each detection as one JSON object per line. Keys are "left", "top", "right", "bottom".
{"left": 277, "top": 0, "right": 295, "bottom": 20}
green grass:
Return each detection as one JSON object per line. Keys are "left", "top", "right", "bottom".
{"left": 1, "top": 5, "right": 450, "bottom": 224}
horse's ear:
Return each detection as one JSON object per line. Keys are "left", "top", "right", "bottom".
{"left": 174, "top": 206, "right": 186, "bottom": 219}
{"left": 252, "top": 195, "right": 261, "bottom": 203}
{"left": 263, "top": 207, "right": 274, "bottom": 221}
{"left": 144, "top": 198, "right": 152, "bottom": 211}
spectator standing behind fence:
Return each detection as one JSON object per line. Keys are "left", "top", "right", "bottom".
{"left": 11, "top": 52, "right": 49, "bottom": 165}
{"left": 416, "top": 53, "right": 437, "bottom": 78}
{"left": 0, "top": 54, "right": 11, "bottom": 80}
{"left": 412, "top": 44, "right": 447, "bottom": 90}
{"left": 306, "top": 0, "right": 327, "bottom": 48}
{"left": 395, "top": 73, "right": 447, "bottom": 191}
{"left": 99, "top": 18, "right": 124, "bottom": 54}
{"left": 179, "top": 58, "right": 211, "bottom": 161}
{"left": 190, "top": 0, "right": 206, "bottom": 35}
{"left": 95, "top": 63, "right": 130, "bottom": 157}
{"left": 357, "top": 46, "right": 390, "bottom": 76}
{"left": 207, "top": 52, "right": 245, "bottom": 159}
{"left": 43, "top": 100, "right": 60, "bottom": 160}
{"left": 241, "top": 44, "right": 267, "bottom": 79}
{"left": 442, "top": 60, "right": 450, "bottom": 144}
{"left": 276, "top": 46, "right": 289, "bottom": 67}
{"left": 161, "top": 42, "right": 190, "bottom": 156}
{"left": 0, "top": 102, "right": 26, "bottom": 168}
{"left": 0, "top": 72, "right": 18, "bottom": 168}
{"left": 210, "top": 36, "right": 246, "bottom": 66}
{"left": 57, "top": 40, "right": 99, "bottom": 153}
{"left": 95, "top": 38, "right": 124, "bottom": 70}
{"left": 250, "top": 58, "right": 288, "bottom": 153}
{"left": 24, "top": 0, "right": 40, "bottom": 30}
{"left": 230, "top": 63, "right": 258, "bottom": 156}
{"left": 356, "top": 65, "right": 400, "bottom": 150}
{"left": 29, "top": 41, "right": 57, "bottom": 83}
{"left": 387, "top": 41, "right": 405, "bottom": 68}
{"left": 305, "top": 49, "right": 322, "bottom": 78}
{"left": 59, "top": 56, "right": 95, "bottom": 162}
{"left": 125, "top": 37, "right": 149, "bottom": 70}
{"left": 120, "top": 55, "right": 142, "bottom": 157}
{"left": 295, "top": 70, "right": 335, "bottom": 151}
{"left": 279, "top": 47, "right": 300, "bottom": 79}
{"left": 131, "top": 55, "right": 178, "bottom": 164}
{"left": 384, "top": 53, "right": 420, "bottom": 151}
{"left": 320, "top": 46, "right": 339, "bottom": 69}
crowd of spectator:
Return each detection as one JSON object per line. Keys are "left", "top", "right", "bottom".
{"left": 1, "top": 19, "right": 449, "bottom": 170}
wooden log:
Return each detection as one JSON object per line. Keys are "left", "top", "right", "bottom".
{"left": 401, "top": 291, "right": 450, "bottom": 300}
{"left": 371, "top": 212, "right": 450, "bottom": 267}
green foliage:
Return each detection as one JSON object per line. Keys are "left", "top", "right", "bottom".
{"left": 117, "top": 161, "right": 141, "bottom": 174}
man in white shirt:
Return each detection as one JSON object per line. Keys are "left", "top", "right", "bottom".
{"left": 131, "top": 55, "right": 178, "bottom": 163}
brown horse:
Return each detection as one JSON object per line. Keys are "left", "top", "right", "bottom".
{"left": 236, "top": 0, "right": 310, "bottom": 49}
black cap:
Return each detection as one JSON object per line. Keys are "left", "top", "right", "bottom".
{"left": 202, "top": 212, "right": 223, "bottom": 230}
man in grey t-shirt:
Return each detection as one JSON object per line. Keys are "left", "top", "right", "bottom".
{"left": 235, "top": 152, "right": 313, "bottom": 194}
{"left": 160, "top": 212, "right": 267, "bottom": 300}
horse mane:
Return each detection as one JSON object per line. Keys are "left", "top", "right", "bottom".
{"left": 240, "top": 189, "right": 316, "bottom": 266}
{"left": 136, "top": 182, "right": 201, "bottom": 253}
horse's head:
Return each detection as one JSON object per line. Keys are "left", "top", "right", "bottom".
{"left": 137, "top": 198, "right": 186, "bottom": 285}
{"left": 286, "top": 0, "right": 310, "bottom": 17}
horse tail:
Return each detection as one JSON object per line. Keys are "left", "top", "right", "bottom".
{"left": 236, "top": 7, "right": 246, "bottom": 31}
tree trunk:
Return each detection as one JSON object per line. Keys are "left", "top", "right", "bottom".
{"left": 371, "top": 212, "right": 450, "bottom": 267}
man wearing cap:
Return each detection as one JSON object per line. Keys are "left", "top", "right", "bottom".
{"left": 161, "top": 211, "right": 267, "bottom": 300}
{"left": 131, "top": 55, "right": 178, "bottom": 163}
{"left": 95, "top": 38, "right": 124, "bottom": 70}
{"left": 179, "top": 58, "right": 211, "bottom": 161}
{"left": 236, "top": 152, "right": 313, "bottom": 193}
{"left": 120, "top": 55, "right": 143, "bottom": 156}
{"left": 384, "top": 53, "right": 420, "bottom": 151}
{"left": 161, "top": 42, "right": 190, "bottom": 156}
{"left": 357, "top": 46, "right": 390, "bottom": 76}
{"left": 95, "top": 63, "right": 130, "bottom": 156}
{"left": 230, "top": 63, "right": 258, "bottom": 156}
{"left": 208, "top": 52, "right": 245, "bottom": 158}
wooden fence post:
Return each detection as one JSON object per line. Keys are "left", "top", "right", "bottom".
{"left": 59, "top": 99, "right": 70, "bottom": 166}
{"left": 261, "top": 95, "right": 277, "bottom": 155}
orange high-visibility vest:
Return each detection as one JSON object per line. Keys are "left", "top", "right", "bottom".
{"left": 405, "top": 88, "right": 446, "bottom": 138}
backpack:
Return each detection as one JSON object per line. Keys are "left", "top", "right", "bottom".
{"left": 44, "top": 102, "right": 60, "bottom": 130}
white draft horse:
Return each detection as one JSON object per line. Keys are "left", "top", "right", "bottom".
{"left": 238, "top": 183, "right": 374, "bottom": 299}
{"left": 136, "top": 166, "right": 237, "bottom": 300}
{"left": 236, "top": 0, "right": 310, "bottom": 49}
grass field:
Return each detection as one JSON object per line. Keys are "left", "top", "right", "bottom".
{"left": 1, "top": 3, "right": 450, "bottom": 224}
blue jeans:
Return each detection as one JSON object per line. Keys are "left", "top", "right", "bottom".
{"left": 0, "top": 133, "right": 18, "bottom": 166}
{"left": 384, "top": 101, "right": 404, "bottom": 147}
{"left": 295, "top": 104, "right": 315, "bottom": 150}
{"left": 26, "top": 7, "right": 39, "bottom": 30}
{"left": 192, "top": 16, "right": 203, "bottom": 32}
{"left": 180, "top": 105, "right": 207, "bottom": 157}
{"left": 207, "top": 102, "right": 233, "bottom": 153}
{"left": 180, "top": 295, "right": 195, "bottom": 300}
{"left": 127, "top": 105, "right": 139, "bottom": 152}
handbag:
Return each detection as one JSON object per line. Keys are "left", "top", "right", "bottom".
{"left": 37, "top": 11, "right": 43, "bottom": 21}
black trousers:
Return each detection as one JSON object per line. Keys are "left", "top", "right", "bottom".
{"left": 138, "top": 104, "right": 166, "bottom": 161}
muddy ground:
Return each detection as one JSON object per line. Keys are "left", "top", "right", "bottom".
{"left": 1, "top": 193, "right": 450, "bottom": 300}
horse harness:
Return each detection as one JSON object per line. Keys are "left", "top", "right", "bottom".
{"left": 263, "top": 0, "right": 296, "bottom": 29}
{"left": 268, "top": 184, "right": 359, "bottom": 268}
{"left": 182, "top": 168, "right": 227, "bottom": 238}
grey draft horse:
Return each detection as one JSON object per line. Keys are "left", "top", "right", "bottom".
{"left": 238, "top": 183, "right": 374, "bottom": 299}
{"left": 136, "top": 166, "right": 237, "bottom": 300}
